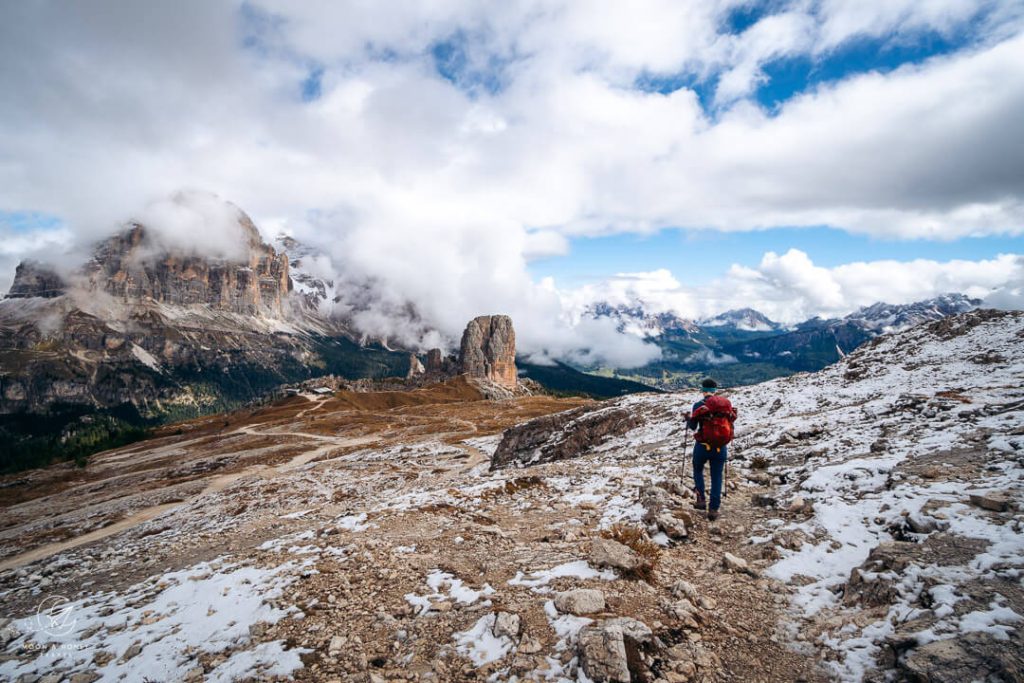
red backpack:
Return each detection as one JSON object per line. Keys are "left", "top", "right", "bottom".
{"left": 693, "top": 394, "right": 737, "bottom": 449}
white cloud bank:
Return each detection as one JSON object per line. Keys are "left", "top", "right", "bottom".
{"left": 0, "top": 0, "right": 1022, "bottom": 365}
{"left": 569, "top": 251, "right": 1024, "bottom": 324}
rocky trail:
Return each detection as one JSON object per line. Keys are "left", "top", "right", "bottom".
{"left": 0, "top": 311, "right": 1022, "bottom": 682}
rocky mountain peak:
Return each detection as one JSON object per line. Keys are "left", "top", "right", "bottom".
{"left": 83, "top": 212, "right": 291, "bottom": 317}
{"left": 5, "top": 208, "right": 293, "bottom": 318}
{"left": 4, "top": 260, "right": 66, "bottom": 299}
{"left": 587, "top": 301, "right": 700, "bottom": 336}
{"left": 458, "top": 314, "right": 517, "bottom": 388}
{"left": 699, "top": 308, "right": 780, "bottom": 332}
{"left": 847, "top": 293, "right": 980, "bottom": 331}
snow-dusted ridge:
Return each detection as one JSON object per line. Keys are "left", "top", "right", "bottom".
{"left": 563, "top": 308, "right": 1024, "bottom": 680}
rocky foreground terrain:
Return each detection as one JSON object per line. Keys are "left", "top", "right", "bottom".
{"left": 0, "top": 309, "right": 1021, "bottom": 682}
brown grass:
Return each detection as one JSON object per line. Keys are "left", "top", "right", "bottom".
{"left": 480, "top": 475, "right": 546, "bottom": 499}
{"left": 601, "top": 523, "right": 660, "bottom": 583}
{"left": 935, "top": 390, "right": 972, "bottom": 404}
{"left": 417, "top": 502, "right": 460, "bottom": 514}
{"left": 750, "top": 455, "right": 771, "bottom": 469}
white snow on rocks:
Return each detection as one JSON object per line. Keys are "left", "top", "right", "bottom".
{"left": 130, "top": 343, "right": 163, "bottom": 372}
{"left": 508, "top": 560, "right": 616, "bottom": 592}
{"left": 0, "top": 559, "right": 306, "bottom": 683}
{"left": 405, "top": 570, "right": 496, "bottom": 615}
{"left": 335, "top": 512, "right": 373, "bottom": 531}
{"left": 453, "top": 613, "right": 514, "bottom": 666}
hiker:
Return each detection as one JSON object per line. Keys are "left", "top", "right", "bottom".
{"left": 685, "top": 378, "right": 737, "bottom": 521}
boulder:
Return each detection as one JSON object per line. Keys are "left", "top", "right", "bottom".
{"left": 968, "top": 492, "right": 1011, "bottom": 512}
{"left": 458, "top": 315, "right": 517, "bottom": 388}
{"left": 722, "top": 552, "right": 756, "bottom": 576}
{"left": 653, "top": 512, "right": 688, "bottom": 540}
{"left": 590, "top": 538, "right": 641, "bottom": 572}
{"left": 667, "top": 598, "right": 700, "bottom": 627}
{"left": 639, "top": 484, "right": 688, "bottom": 527}
{"left": 328, "top": 635, "right": 347, "bottom": 656}
{"left": 491, "top": 611, "right": 522, "bottom": 640}
{"left": 554, "top": 589, "right": 606, "bottom": 615}
{"left": 670, "top": 580, "right": 699, "bottom": 602}
{"left": 899, "top": 632, "right": 1023, "bottom": 683}
{"left": 490, "top": 404, "right": 641, "bottom": 470}
{"left": 577, "top": 617, "right": 656, "bottom": 683}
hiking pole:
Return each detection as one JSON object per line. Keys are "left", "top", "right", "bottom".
{"left": 682, "top": 421, "right": 689, "bottom": 486}
{"left": 723, "top": 456, "right": 729, "bottom": 499}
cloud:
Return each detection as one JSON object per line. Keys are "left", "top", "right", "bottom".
{"left": 982, "top": 255, "right": 1024, "bottom": 310}
{"left": 560, "top": 270, "right": 700, "bottom": 320}
{"left": 0, "top": 1, "right": 1022, "bottom": 363}
{"left": 568, "top": 250, "right": 1024, "bottom": 324}
{"left": 131, "top": 191, "right": 252, "bottom": 261}
{"left": 685, "top": 348, "right": 739, "bottom": 365}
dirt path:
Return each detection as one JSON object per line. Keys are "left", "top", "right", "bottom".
{"left": 0, "top": 432, "right": 380, "bottom": 571}
{"left": 0, "top": 502, "right": 181, "bottom": 572}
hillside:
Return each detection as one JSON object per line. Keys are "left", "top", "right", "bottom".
{"left": 0, "top": 309, "right": 1019, "bottom": 682}
{"left": 517, "top": 360, "right": 658, "bottom": 399}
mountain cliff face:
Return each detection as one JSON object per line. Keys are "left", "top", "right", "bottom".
{"left": 4, "top": 261, "right": 66, "bottom": 299}
{"left": 458, "top": 315, "right": 517, "bottom": 388}
{"left": 84, "top": 219, "right": 292, "bottom": 316}
{"left": 0, "top": 200, "right": 408, "bottom": 471}
{"left": 7, "top": 213, "right": 293, "bottom": 317}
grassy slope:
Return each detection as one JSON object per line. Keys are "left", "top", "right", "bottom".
{"left": 517, "top": 360, "right": 659, "bottom": 399}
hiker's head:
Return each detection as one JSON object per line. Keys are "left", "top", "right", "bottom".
{"left": 701, "top": 378, "right": 718, "bottom": 395}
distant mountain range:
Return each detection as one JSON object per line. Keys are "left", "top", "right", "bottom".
{"left": 583, "top": 293, "right": 980, "bottom": 389}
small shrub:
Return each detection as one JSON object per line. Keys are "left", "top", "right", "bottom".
{"left": 750, "top": 455, "right": 771, "bottom": 470}
{"left": 480, "top": 475, "right": 546, "bottom": 499}
{"left": 601, "top": 523, "right": 660, "bottom": 583}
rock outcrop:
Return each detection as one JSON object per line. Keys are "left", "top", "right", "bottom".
{"left": 425, "top": 348, "right": 444, "bottom": 374}
{"left": 898, "top": 632, "right": 1023, "bottom": 683}
{"left": 407, "top": 354, "right": 425, "bottom": 378}
{"left": 458, "top": 315, "right": 516, "bottom": 388}
{"left": 577, "top": 617, "right": 657, "bottom": 683}
{"left": 490, "top": 404, "right": 642, "bottom": 470}
{"left": 5, "top": 261, "right": 67, "bottom": 299}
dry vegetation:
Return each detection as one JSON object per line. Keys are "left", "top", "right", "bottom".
{"left": 602, "top": 522, "right": 662, "bottom": 583}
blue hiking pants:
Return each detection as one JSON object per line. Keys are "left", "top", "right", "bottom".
{"left": 692, "top": 442, "right": 728, "bottom": 511}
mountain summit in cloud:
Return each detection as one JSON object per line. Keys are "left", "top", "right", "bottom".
{"left": 699, "top": 308, "right": 782, "bottom": 332}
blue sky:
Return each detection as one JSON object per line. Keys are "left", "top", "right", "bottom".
{"left": 531, "top": 228, "right": 1024, "bottom": 287}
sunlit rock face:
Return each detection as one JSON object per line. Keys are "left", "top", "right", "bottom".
{"left": 458, "top": 315, "right": 517, "bottom": 388}
{"left": 84, "top": 213, "right": 291, "bottom": 317}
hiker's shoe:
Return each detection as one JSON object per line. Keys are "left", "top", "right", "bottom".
{"left": 707, "top": 509, "right": 720, "bottom": 521}
{"left": 693, "top": 497, "right": 707, "bottom": 511}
